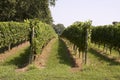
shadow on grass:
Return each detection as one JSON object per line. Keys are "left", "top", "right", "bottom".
{"left": 5, "top": 47, "right": 30, "bottom": 68}
{"left": 0, "top": 41, "right": 27, "bottom": 54}
{"left": 89, "top": 48, "right": 120, "bottom": 65}
{"left": 57, "top": 38, "right": 76, "bottom": 67}
{"left": 0, "top": 46, "right": 8, "bottom": 54}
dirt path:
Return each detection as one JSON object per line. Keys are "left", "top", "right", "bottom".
{"left": 13, "top": 38, "right": 81, "bottom": 73}
{"left": 0, "top": 42, "right": 30, "bottom": 63}
{"left": 61, "top": 38, "right": 82, "bottom": 72}
{"left": 34, "top": 38, "right": 56, "bottom": 68}
{"left": 90, "top": 48, "right": 120, "bottom": 64}
{"left": 15, "top": 38, "right": 56, "bottom": 72}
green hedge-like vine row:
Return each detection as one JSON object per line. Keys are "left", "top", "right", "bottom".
{"left": 0, "top": 20, "right": 57, "bottom": 55}
{"left": 29, "top": 19, "right": 57, "bottom": 54}
{"left": 91, "top": 24, "right": 120, "bottom": 54}
{"left": 62, "top": 21, "right": 92, "bottom": 52}
{"left": 61, "top": 21, "right": 92, "bottom": 64}
{"left": 0, "top": 20, "right": 57, "bottom": 63}
{"left": 0, "top": 22, "right": 29, "bottom": 50}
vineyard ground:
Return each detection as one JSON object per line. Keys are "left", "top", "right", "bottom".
{"left": 0, "top": 42, "right": 30, "bottom": 64}
{"left": 0, "top": 38, "right": 120, "bottom": 80}
{"left": 90, "top": 44, "right": 120, "bottom": 64}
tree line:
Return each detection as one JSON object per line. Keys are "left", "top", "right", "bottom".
{"left": 0, "top": 0, "right": 56, "bottom": 24}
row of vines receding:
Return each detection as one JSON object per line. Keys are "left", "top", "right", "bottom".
{"left": 0, "top": 19, "right": 57, "bottom": 64}
{"left": 61, "top": 21, "right": 92, "bottom": 64}
{"left": 91, "top": 23, "right": 120, "bottom": 55}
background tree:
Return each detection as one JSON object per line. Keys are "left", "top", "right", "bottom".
{"left": 52, "top": 23, "right": 65, "bottom": 35}
{"left": 0, "top": 0, "right": 56, "bottom": 24}
{"left": 0, "top": 0, "right": 17, "bottom": 21}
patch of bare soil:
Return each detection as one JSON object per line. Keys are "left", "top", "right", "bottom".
{"left": 61, "top": 39, "right": 82, "bottom": 72}
{"left": 71, "top": 58, "right": 82, "bottom": 72}
{"left": 0, "top": 42, "right": 30, "bottom": 63}
{"left": 68, "top": 49, "right": 82, "bottom": 72}
{"left": 91, "top": 48, "right": 120, "bottom": 64}
{"left": 34, "top": 38, "right": 56, "bottom": 69}
{"left": 15, "top": 38, "right": 56, "bottom": 72}
{"left": 15, "top": 67, "right": 28, "bottom": 72}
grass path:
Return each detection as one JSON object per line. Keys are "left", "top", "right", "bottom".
{"left": 0, "top": 42, "right": 29, "bottom": 63}
{"left": 0, "top": 38, "right": 120, "bottom": 80}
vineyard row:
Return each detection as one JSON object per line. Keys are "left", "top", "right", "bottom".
{"left": 0, "top": 19, "right": 57, "bottom": 63}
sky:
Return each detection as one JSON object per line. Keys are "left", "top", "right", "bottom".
{"left": 50, "top": 0, "right": 120, "bottom": 27}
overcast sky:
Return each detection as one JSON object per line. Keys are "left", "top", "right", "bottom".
{"left": 50, "top": 0, "right": 120, "bottom": 27}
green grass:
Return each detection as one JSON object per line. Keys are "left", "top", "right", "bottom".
{"left": 2, "top": 47, "right": 30, "bottom": 68}
{"left": 91, "top": 43, "right": 120, "bottom": 58}
{"left": 0, "top": 46, "right": 30, "bottom": 80}
{"left": 0, "top": 38, "right": 120, "bottom": 80}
